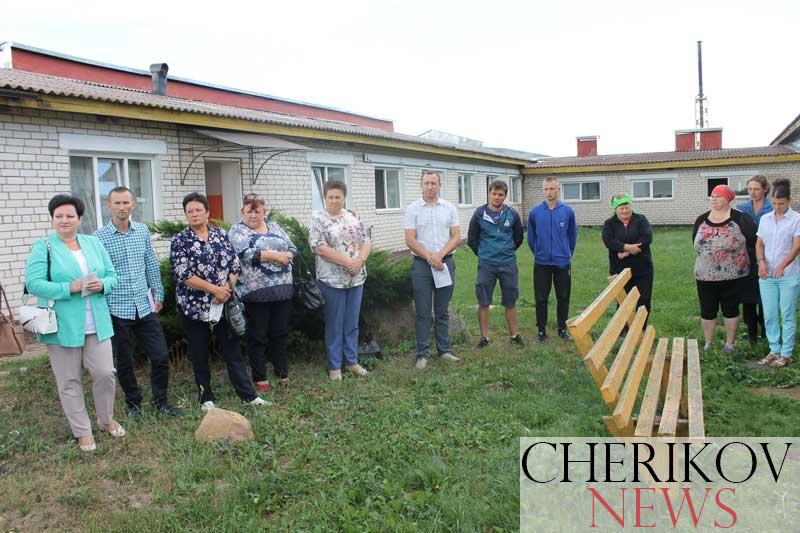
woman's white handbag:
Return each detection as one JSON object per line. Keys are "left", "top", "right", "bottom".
{"left": 19, "top": 297, "right": 58, "bottom": 334}
{"left": 20, "top": 239, "right": 58, "bottom": 334}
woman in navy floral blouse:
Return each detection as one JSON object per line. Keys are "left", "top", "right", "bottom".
{"left": 170, "top": 192, "right": 267, "bottom": 411}
{"left": 229, "top": 194, "right": 298, "bottom": 391}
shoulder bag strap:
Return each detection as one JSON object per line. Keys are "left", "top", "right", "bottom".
{"left": 0, "top": 283, "right": 14, "bottom": 323}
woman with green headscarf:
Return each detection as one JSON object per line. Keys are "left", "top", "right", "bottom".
{"left": 602, "top": 193, "right": 654, "bottom": 318}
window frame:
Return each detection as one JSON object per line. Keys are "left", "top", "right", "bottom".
{"left": 629, "top": 178, "right": 674, "bottom": 201}
{"left": 560, "top": 180, "right": 602, "bottom": 202}
{"left": 509, "top": 176, "right": 522, "bottom": 204}
{"left": 704, "top": 174, "right": 750, "bottom": 198}
{"left": 457, "top": 173, "right": 473, "bottom": 206}
{"left": 374, "top": 166, "right": 403, "bottom": 211}
{"left": 311, "top": 164, "right": 350, "bottom": 211}
{"left": 68, "top": 152, "right": 161, "bottom": 233}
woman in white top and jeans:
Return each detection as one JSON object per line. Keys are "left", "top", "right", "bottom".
{"left": 756, "top": 178, "right": 800, "bottom": 368}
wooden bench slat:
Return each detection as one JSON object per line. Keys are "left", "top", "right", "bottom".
{"left": 585, "top": 286, "right": 640, "bottom": 369}
{"left": 567, "top": 268, "right": 632, "bottom": 339}
{"left": 601, "top": 305, "right": 649, "bottom": 406}
{"left": 686, "top": 339, "right": 706, "bottom": 439}
{"left": 612, "top": 325, "right": 656, "bottom": 428}
{"left": 658, "top": 338, "right": 685, "bottom": 437}
{"left": 634, "top": 337, "right": 669, "bottom": 437}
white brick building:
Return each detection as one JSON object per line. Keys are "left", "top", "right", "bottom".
{"left": 0, "top": 45, "right": 532, "bottom": 308}
{"left": 521, "top": 135, "right": 800, "bottom": 226}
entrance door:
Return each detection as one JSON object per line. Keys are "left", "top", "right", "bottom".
{"left": 204, "top": 160, "right": 242, "bottom": 224}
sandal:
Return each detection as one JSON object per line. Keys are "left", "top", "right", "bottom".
{"left": 758, "top": 353, "right": 779, "bottom": 366}
{"left": 347, "top": 364, "right": 368, "bottom": 377}
{"left": 770, "top": 356, "right": 793, "bottom": 368}
{"left": 78, "top": 436, "right": 96, "bottom": 452}
{"left": 99, "top": 420, "right": 126, "bottom": 438}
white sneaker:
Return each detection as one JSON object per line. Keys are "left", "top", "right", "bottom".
{"left": 415, "top": 358, "right": 428, "bottom": 370}
{"left": 329, "top": 369, "right": 343, "bottom": 381}
{"left": 200, "top": 400, "right": 215, "bottom": 412}
{"left": 247, "top": 397, "right": 272, "bottom": 406}
{"left": 439, "top": 352, "right": 461, "bottom": 362}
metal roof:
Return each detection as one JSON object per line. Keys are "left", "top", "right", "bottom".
{"left": 0, "top": 41, "right": 393, "bottom": 122}
{"left": 527, "top": 145, "right": 798, "bottom": 169}
{"left": 0, "top": 68, "right": 535, "bottom": 163}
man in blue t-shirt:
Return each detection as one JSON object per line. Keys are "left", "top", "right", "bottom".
{"left": 527, "top": 176, "right": 578, "bottom": 343}
{"left": 467, "top": 180, "right": 524, "bottom": 348}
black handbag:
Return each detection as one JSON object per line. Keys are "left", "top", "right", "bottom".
{"left": 293, "top": 254, "right": 324, "bottom": 311}
{"left": 224, "top": 281, "right": 247, "bottom": 338}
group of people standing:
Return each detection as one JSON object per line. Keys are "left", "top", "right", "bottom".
{"left": 23, "top": 170, "right": 797, "bottom": 451}
{"left": 693, "top": 176, "right": 800, "bottom": 368}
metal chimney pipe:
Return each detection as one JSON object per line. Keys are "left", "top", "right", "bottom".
{"left": 696, "top": 42, "right": 704, "bottom": 128}
{"left": 149, "top": 63, "right": 169, "bottom": 96}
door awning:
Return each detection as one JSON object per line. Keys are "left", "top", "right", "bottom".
{"left": 194, "top": 129, "right": 309, "bottom": 151}
{"left": 179, "top": 129, "right": 310, "bottom": 185}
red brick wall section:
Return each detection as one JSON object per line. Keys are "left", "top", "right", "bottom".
{"left": 11, "top": 49, "right": 395, "bottom": 131}
{"left": 577, "top": 138, "right": 597, "bottom": 157}
{"left": 675, "top": 132, "right": 695, "bottom": 151}
{"left": 699, "top": 130, "right": 722, "bottom": 150}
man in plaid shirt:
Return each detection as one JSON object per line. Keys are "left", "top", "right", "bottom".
{"left": 95, "top": 187, "right": 182, "bottom": 416}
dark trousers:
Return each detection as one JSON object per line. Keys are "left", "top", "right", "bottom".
{"left": 533, "top": 263, "right": 571, "bottom": 332}
{"left": 743, "top": 303, "right": 765, "bottom": 341}
{"left": 627, "top": 272, "right": 653, "bottom": 316}
{"left": 412, "top": 255, "right": 456, "bottom": 358}
{"left": 182, "top": 316, "right": 256, "bottom": 403}
{"left": 111, "top": 313, "right": 170, "bottom": 408}
{"left": 244, "top": 299, "right": 292, "bottom": 381}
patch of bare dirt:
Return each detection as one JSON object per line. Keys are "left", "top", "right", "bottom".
{"left": 749, "top": 387, "right": 800, "bottom": 401}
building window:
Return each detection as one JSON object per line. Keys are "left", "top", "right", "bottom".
{"left": 375, "top": 168, "right": 401, "bottom": 209}
{"left": 458, "top": 173, "right": 473, "bottom": 205}
{"left": 562, "top": 181, "right": 601, "bottom": 201}
{"left": 510, "top": 177, "right": 522, "bottom": 203}
{"left": 631, "top": 179, "right": 673, "bottom": 200}
{"left": 311, "top": 165, "right": 346, "bottom": 211}
{"left": 706, "top": 176, "right": 748, "bottom": 197}
{"left": 69, "top": 155, "right": 157, "bottom": 234}
{"left": 486, "top": 175, "right": 496, "bottom": 201}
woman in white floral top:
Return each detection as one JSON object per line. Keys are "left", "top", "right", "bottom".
{"left": 309, "top": 181, "right": 372, "bottom": 380}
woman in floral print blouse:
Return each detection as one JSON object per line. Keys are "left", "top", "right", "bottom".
{"left": 309, "top": 181, "right": 372, "bottom": 380}
{"left": 229, "top": 193, "right": 298, "bottom": 391}
{"left": 692, "top": 184, "right": 756, "bottom": 353}
{"left": 170, "top": 192, "right": 267, "bottom": 411}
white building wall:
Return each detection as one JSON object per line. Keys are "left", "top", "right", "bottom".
{"left": 522, "top": 163, "right": 800, "bottom": 226}
{"left": 0, "top": 106, "right": 522, "bottom": 307}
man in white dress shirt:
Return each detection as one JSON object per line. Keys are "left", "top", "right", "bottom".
{"left": 404, "top": 170, "right": 462, "bottom": 369}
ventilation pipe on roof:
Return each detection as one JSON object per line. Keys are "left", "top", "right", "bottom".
{"left": 149, "top": 63, "right": 169, "bottom": 96}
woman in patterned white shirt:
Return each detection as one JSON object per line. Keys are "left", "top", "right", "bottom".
{"left": 309, "top": 181, "right": 372, "bottom": 380}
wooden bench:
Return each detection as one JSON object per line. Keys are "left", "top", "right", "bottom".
{"left": 566, "top": 268, "right": 705, "bottom": 439}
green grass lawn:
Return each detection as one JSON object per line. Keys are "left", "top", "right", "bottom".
{"left": 1, "top": 227, "right": 799, "bottom": 531}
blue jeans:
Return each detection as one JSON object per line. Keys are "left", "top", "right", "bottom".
{"left": 412, "top": 255, "right": 456, "bottom": 358}
{"left": 759, "top": 274, "right": 800, "bottom": 357}
{"left": 318, "top": 281, "right": 364, "bottom": 370}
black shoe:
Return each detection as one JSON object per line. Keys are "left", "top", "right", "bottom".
{"left": 535, "top": 332, "right": 547, "bottom": 344}
{"left": 510, "top": 334, "right": 524, "bottom": 346}
{"left": 126, "top": 403, "right": 143, "bottom": 418}
{"left": 155, "top": 403, "right": 184, "bottom": 417}
{"left": 558, "top": 330, "right": 573, "bottom": 341}
{"left": 477, "top": 337, "right": 490, "bottom": 348}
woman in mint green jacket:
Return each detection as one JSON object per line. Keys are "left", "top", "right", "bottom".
{"left": 25, "top": 194, "right": 124, "bottom": 452}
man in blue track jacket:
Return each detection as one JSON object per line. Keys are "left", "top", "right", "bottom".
{"left": 527, "top": 176, "right": 577, "bottom": 343}
{"left": 467, "top": 180, "right": 524, "bottom": 348}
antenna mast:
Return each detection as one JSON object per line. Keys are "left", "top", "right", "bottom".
{"left": 695, "top": 41, "right": 708, "bottom": 128}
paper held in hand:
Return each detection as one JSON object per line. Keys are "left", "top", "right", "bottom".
{"left": 208, "top": 302, "right": 224, "bottom": 324}
{"left": 80, "top": 272, "right": 98, "bottom": 297}
{"left": 431, "top": 263, "right": 452, "bottom": 288}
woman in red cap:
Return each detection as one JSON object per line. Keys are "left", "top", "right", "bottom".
{"left": 692, "top": 184, "right": 757, "bottom": 352}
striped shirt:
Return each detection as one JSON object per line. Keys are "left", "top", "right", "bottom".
{"left": 95, "top": 221, "right": 164, "bottom": 320}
